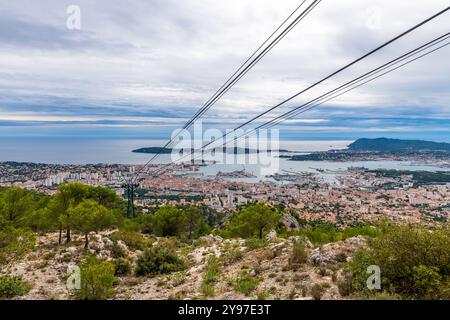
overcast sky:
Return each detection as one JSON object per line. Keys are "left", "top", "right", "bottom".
{"left": 0, "top": 0, "right": 449, "bottom": 141}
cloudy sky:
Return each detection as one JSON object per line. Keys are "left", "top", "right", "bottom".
{"left": 0, "top": 0, "right": 449, "bottom": 141}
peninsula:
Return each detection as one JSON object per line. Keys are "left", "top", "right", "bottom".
{"left": 286, "top": 138, "right": 450, "bottom": 162}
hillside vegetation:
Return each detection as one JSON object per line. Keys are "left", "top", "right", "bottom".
{"left": 349, "top": 138, "right": 450, "bottom": 152}
{"left": 0, "top": 184, "right": 448, "bottom": 300}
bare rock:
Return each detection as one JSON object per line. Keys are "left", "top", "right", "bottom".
{"left": 104, "top": 238, "right": 114, "bottom": 248}
{"left": 117, "top": 240, "right": 129, "bottom": 252}
{"left": 308, "top": 237, "right": 367, "bottom": 267}
{"left": 65, "top": 247, "right": 78, "bottom": 255}
{"left": 344, "top": 236, "right": 367, "bottom": 247}
{"left": 309, "top": 249, "right": 337, "bottom": 267}
{"left": 281, "top": 214, "right": 300, "bottom": 231}
{"left": 266, "top": 229, "right": 277, "bottom": 241}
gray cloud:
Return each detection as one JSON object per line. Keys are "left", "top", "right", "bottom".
{"left": 0, "top": 0, "right": 449, "bottom": 135}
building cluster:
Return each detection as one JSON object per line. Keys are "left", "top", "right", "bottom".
{"left": 0, "top": 162, "right": 132, "bottom": 194}
{"left": 1, "top": 161, "right": 448, "bottom": 226}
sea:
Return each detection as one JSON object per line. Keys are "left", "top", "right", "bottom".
{"left": 0, "top": 138, "right": 449, "bottom": 184}
{"left": 0, "top": 138, "right": 350, "bottom": 165}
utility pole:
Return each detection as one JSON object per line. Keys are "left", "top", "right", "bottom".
{"left": 123, "top": 183, "right": 138, "bottom": 218}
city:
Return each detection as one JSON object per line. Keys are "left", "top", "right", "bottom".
{"left": 1, "top": 161, "right": 448, "bottom": 226}
{"left": 0, "top": 0, "right": 449, "bottom": 310}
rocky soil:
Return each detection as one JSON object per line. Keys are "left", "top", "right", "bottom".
{"left": 0, "top": 232, "right": 367, "bottom": 300}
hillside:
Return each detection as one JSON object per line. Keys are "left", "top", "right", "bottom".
{"left": 288, "top": 138, "right": 450, "bottom": 161}
{"left": 1, "top": 184, "right": 448, "bottom": 301}
{"left": 0, "top": 232, "right": 367, "bottom": 300}
{"left": 348, "top": 138, "right": 450, "bottom": 152}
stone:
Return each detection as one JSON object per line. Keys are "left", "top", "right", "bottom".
{"left": 281, "top": 214, "right": 300, "bottom": 231}
{"left": 117, "top": 240, "right": 128, "bottom": 252}
{"left": 344, "top": 236, "right": 367, "bottom": 246}
{"left": 266, "top": 229, "right": 277, "bottom": 241}
{"left": 65, "top": 247, "right": 78, "bottom": 255}
{"left": 309, "top": 250, "right": 336, "bottom": 266}
{"left": 104, "top": 238, "right": 114, "bottom": 248}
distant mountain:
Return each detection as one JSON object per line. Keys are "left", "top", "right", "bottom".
{"left": 348, "top": 138, "right": 450, "bottom": 152}
{"left": 288, "top": 138, "right": 450, "bottom": 161}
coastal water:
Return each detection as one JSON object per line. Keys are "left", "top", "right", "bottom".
{"left": 201, "top": 159, "right": 450, "bottom": 185}
{"left": 0, "top": 138, "right": 350, "bottom": 165}
{"left": 0, "top": 138, "right": 449, "bottom": 183}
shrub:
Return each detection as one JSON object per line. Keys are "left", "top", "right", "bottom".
{"left": 135, "top": 246, "right": 184, "bottom": 276}
{"left": 413, "top": 265, "right": 442, "bottom": 299}
{"left": 79, "top": 255, "right": 115, "bottom": 300}
{"left": 289, "top": 242, "right": 308, "bottom": 269}
{"left": 349, "top": 225, "right": 450, "bottom": 299}
{"left": 338, "top": 275, "right": 353, "bottom": 297}
{"left": 268, "top": 287, "right": 278, "bottom": 296}
{"left": 114, "top": 258, "right": 132, "bottom": 276}
{"left": 298, "top": 223, "right": 341, "bottom": 245}
{"left": 152, "top": 206, "right": 185, "bottom": 237}
{"left": 0, "top": 227, "right": 36, "bottom": 265}
{"left": 318, "top": 268, "right": 328, "bottom": 277}
{"left": 367, "top": 292, "right": 402, "bottom": 300}
{"left": 110, "top": 230, "right": 150, "bottom": 251}
{"left": 168, "top": 290, "right": 187, "bottom": 300}
{"left": 111, "top": 243, "right": 127, "bottom": 259}
{"left": 288, "top": 289, "right": 297, "bottom": 299}
{"left": 202, "top": 256, "right": 221, "bottom": 284}
{"left": 200, "top": 283, "right": 215, "bottom": 297}
{"left": 120, "top": 218, "right": 142, "bottom": 232}
{"left": 157, "top": 237, "right": 180, "bottom": 252}
{"left": 331, "top": 273, "right": 338, "bottom": 283}
{"left": 335, "top": 252, "right": 348, "bottom": 263}
{"left": 256, "top": 291, "right": 269, "bottom": 300}
{"left": 347, "top": 250, "right": 373, "bottom": 293}
{"left": 311, "top": 283, "right": 325, "bottom": 300}
{"left": 341, "top": 225, "right": 382, "bottom": 240}
{"left": 0, "top": 276, "right": 30, "bottom": 298}
{"left": 295, "top": 222, "right": 382, "bottom": 245}
{"left": 235, "top": 273, "right": 261, "bottom": 296}
{"left": 171, "top": 271, "right": 187, "bottom": 287}
{"left": 222, "top": 249, "right": 244, "bottom": 266}
{"left": 245, "top": 238, "right": 267, "bottom": 251}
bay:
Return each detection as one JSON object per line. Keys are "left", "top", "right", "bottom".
{"left": 0, "top": 138, "right": 448, "bottom": 185}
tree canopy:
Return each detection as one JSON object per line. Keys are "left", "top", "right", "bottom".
{"left": 65, "top": 199, "right": 119, "bottom": 248}
{"left": 225, "top": 203, "right": 281, "bottom": 239}
{"left": 0, "top": 183, "right": 124, "bottom": 246}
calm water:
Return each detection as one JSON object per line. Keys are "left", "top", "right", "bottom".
{"left": 0, "top": 138, "right": 448, "bottom": 182}
{"left": 0, "top": 138, "right": 350, "bottom": 165}
{"left": 201, "top": 159, "right": 450, "bottom": 184}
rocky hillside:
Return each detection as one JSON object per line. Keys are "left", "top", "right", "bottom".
{"left": 0, "top": 231, "right": 367, "bottom": 300}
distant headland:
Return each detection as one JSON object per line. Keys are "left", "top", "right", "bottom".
{"left": 348, "top": 138, "right": 450, "bottom": 152}
{"left": 285, "top": 138, "right": 450, "bottom": 162}
{"left": 132, "top": 138, "right": 450, "bottom": 162}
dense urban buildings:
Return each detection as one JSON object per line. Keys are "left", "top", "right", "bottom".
{"left": 2, "top": 161, "right": 448, "bottom": 226}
